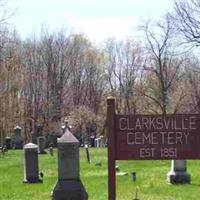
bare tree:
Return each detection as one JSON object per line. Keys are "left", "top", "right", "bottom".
{"left": 105, "top": 38, "right": 143, "bottom": 114}
{"left": 171, "top": 0, "right": 200, "bottom": 47}
{"left": 140, "top": 16, "right": 186, "bottom": 115}
{"left": 183, "top": 56, "right": 200, "bottom": 113}
{"left": 0, "top": 0, "right": 15, "bottom": 24}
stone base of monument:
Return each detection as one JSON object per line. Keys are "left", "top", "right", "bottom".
{"left": 52, "top": 180, "right": 88, "bottom": 200}
{"left": 23, "top": 177, "right": 43, "bottom": 184}
{"left": 167, "top": 171, "right": 191, "bottom": 184}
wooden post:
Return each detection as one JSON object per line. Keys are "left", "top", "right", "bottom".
{"left": 107, "top": 97, "right": 116, "bottom": 200}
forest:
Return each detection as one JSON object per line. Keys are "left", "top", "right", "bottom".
{"left": 1, "top": 0, "right": 200, "bottom": 145}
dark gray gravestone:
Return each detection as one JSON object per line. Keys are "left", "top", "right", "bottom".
{"left": 90, "top": 136, "right": 95, "bottom": 147}
{"left": 49, "top": 146, "right": 54, "bottom": 156}
{"left": 37, "top": 136, "right": 47, "bottom": 154}
{"left": 52, "top": 130, "right": 88, "bottom": 200}
{"left": 5, "top": 137, "right": 11, "bottom": 149}
{"left": 12, "top": 126, "right": 23, "bottom": 149}
{"left": 23, "top": 143, "right": 42, "bottom": 183}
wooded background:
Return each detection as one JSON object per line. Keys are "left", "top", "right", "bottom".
{"left": 1, "top": 0, "right": 200, "bottom": 144}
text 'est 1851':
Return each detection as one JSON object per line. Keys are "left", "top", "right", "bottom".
{"left": 115, "top": 115, "right": 200, "bottom": 160}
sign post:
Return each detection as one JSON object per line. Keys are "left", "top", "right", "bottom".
{"left": 106, "top": 97, "right": 200, "bottom": 200}
{"left": 107, "top": 98, "right": 116, "bottom": 200}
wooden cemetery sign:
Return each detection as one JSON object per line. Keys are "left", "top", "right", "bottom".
{"left": 106, "top": 97, "right": 200, "bottom": 200}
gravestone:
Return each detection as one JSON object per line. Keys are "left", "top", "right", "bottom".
{"left": 32, "top": 125, "right": 43, "bottom": 144}
{"left": 37, "top": 136, "right": 47, "bottom": 154}
{"left": 52, "top": 130, "right": 88, "bottom": 200}
{"left": 90, "top": 136, "right": 95, "bottom": 147}
{"left": 46, "top": 134, "right": 54, "bottom": 147}
{"left": 49, "top": 146, "right": 54, "bottom": 156}
{"left": 167, "top": 160, "right": 191, "bottom": 184}
{"left": 23, "top": 143, "right": 42, "bottom": 183}
{"left": 94, "top": 138, "right": 100, "bottom": 148}
{"left": 49, "top": 143, "right": 54, "bottom": 156}
{"left": 99, "top": 136, "right": 104, "bottom": 147}
{"left": 61, "top": 124, "right": 66, "bottom": 134}
{"left": 98, "top": 137, "right": 102, "bottom": 147}
{"left": 12, "top": 126, "right": 23, "bottom": 149}
{"left": 5, "top": 137, "right": 11, "bottom": 149}
{"left": 85, "top": 144, "right": 90, "bottom": 163}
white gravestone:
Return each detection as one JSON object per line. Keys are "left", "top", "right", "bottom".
{"left": 167, "top": 160, "right": 191, "bottom": 184}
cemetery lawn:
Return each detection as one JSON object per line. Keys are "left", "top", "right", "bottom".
{"left": 1, "top": 149, "right": 200, "bottom": 200}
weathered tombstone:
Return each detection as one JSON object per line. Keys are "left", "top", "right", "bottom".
{"left": 99, "top": 136, "right": 104, "bottom": 147}
{"left": 23, "top": 143, "right": 42, "bottom": 183}
{"left": 61, "top": 124, "right": 66, "bottom": 134}
{"left": 0, "top": 145, "right": 6, "bottom": 156}
{"left": 61, "top": 119, "right": 70, "bottom": 134}
{"left": 90, "top": 136, "right": 95, "bottom": 147}
{"left": 49, "top": 143, "right": 54, "bottom": 156}
{"left": 85, "top": 144, "right": 90, "bottom": 163}
{"left": 94, "top": 138, "right": 100, "bottom": 148}
{"left": 132, "top": 172, "right": 136, "bottom": 182}
{"left": 31, "top": 125, "right": 43, "bottom": 144}
{"left": 36, "top": 125, "right": 43, "bottom": 137}
{"left": 98, "top": 137, "right": 102, "bottom": 147}
{"left": 37, "top": 136, "right": 47, "bottom": 154}
{"left": 52, "top": 130, "right": 88, "bottom": 200}
{"left": 12, "top": 126, "right": 23, "bottom": 149}
{"left": 167, "top": 160, "right": 191, "bottom": 184}
{"left": 49, "top": 146, "right": 54, "bottom": 156}
{"left": 5, "top": 137, "right": 11, "bottom": 149}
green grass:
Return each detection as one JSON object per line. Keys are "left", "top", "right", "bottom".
{"left": 1, "top": 149, "right": 200, "bottom": 200}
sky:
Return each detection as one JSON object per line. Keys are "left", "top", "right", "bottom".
{"left": 7, "top": 0, "right": 174, "bottom": 43}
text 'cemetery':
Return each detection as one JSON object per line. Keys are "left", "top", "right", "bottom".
{"left": 116, "top": 115, "right": 200, "bottom": 159}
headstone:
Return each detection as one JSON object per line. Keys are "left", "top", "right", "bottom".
{"left": 132, "top": 172, "right": 136, "bottom": 182}
{"left": 99, "top": 136, "right": 104, "bottom": 147}
{"left": 23, "top": 143, "right": 42, "bottom": 183}
{"left": 98, "top": 137, "right": 102, "bottom": 147}
{"left": 85, "top": 144, "right": 90, "bottom": 163}
{"left": 90, "top": 136, "right": 95, "bottom": 147}
{"left": 5, "top": 137, "right": 11, "bottom": 149}
{"left": 37, "top": 136, "right": 47, "bottom": 154}
{"left": 36, "top": 125, "right": 43, "bottom": 137}
{"left": 52, "top": 130, "right": 88, "bottom": 200}
{"left": 94, "top": 138, "right": 100, "bottom": 148}
{"left": 12, "top": 126, "right": 23, "bottom": 149}
{"left": 0, "top": 145, "right": 6, "bottom": 156}
{"left": 49, "top": 144, "right": 54, "bottom": 156}
{"left": 167, "top": 160, "right": 191, "bottom": 184}
{"left": 46, "top": 134, "right": 54, "bottom": 147}
{"left": 61, "top": 124, "right": 66, "bottom": 134}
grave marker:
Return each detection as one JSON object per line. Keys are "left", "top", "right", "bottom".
{"left": 23, "top": 143, "right": 42, "bottom": 183}
{"left": 52, "top": 130, "right": 88, "bottom": 200}
{"left": 167, "top": 160, "right": 191, "bottom": 184}
{"left": 12, "top": 126, "right": 23, "bottom": 149}
{"left": 85, "top": 144, "right": 91, "bottom": 163}
{"left": 37, "top": 136, "right": 47, "bottom": 154}
{"left": 49, "top": 143, "right": 54, "bottom": 156}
